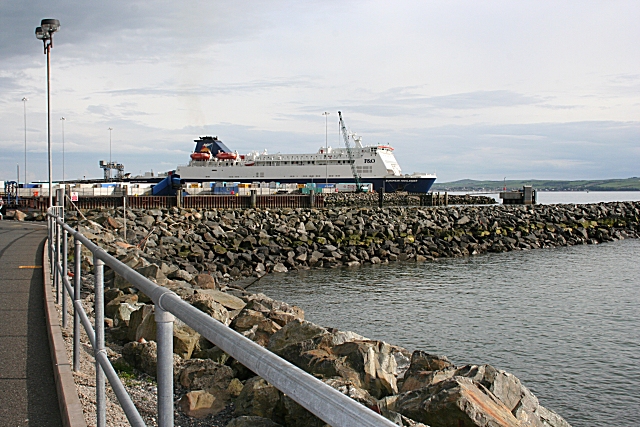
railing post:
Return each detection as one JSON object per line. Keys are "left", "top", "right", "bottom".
{"left": 62, "top": 227, "right": 68, "bottom": 328}
{"left": 94, "top": 257, "right": 106, "bottom": 427}
{"left": 123, "top": 188, "right": 127, "bottom": 242}
{"left": 48, "top": 213, "right": 53, "bottom": 276}
{"left": 55, "top": 216, "right": 61, "bottom": 303}
{"left": 73, "top": 238, "right": 81, "bottom": 372}
{"left": 156, "top": 302, "right": 175, "bottom": 427}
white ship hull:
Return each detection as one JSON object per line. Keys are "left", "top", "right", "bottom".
{"left": 175, "top": 136, "right": 436, "bottom": 193}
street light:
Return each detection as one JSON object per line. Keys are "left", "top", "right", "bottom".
{"left": 60, "top": 117, "right": 66, "bottom": 183}
{"left": 322, "top": 112, "right": 330, "bottom": 185}
{"left": 22, "top": 97, "right": 28, "bottom": 184}
{"left": 108, "top": 127, "right": 113, "bottom": 181}
{"left": 35, "top": 18, "right": 60, "bottom": 207}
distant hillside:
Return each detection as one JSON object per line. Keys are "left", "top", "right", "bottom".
{"left": 432, "top": 177, "right": 640, "bottom": 192}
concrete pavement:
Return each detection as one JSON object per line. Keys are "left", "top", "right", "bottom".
{"left": 0, "top": 221, "right": 63, "bottom": 426}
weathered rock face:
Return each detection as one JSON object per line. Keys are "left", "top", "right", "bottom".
{"left": 122, "top": 340, "right": 159, "bottom": 377}
{"left": 395, "top": 376, "right": 522, "bottom": 427}
{"left": 178, "top": 390, "right": 224, "bottom": 418}
{"left": 234, "top": 376, "right": 284, "bottom": 422}
{"left": 331, "top": 340, "right": 399, "bottom": 398}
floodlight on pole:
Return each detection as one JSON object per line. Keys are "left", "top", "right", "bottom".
{"left": 22, "top": 97, "right": 28, "bottom": 184}
{"left": 35, "top": 18, "right": 60, "bottom": 207}
{"left": 61, "top": 117, "right": 66, "bottom": 183}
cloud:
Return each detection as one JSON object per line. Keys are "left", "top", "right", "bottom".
{"left": 392, "top": 121, "right": 640, "bottom": 181}
{"left": 298, "top": 89, "right": 545, "bottom": 119}
{"left": 0, "top": 1, "right": 296, "bottom": 64}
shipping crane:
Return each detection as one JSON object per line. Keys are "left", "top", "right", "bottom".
{"left": 338, "top": 111, "right": 363, "bottom": 192}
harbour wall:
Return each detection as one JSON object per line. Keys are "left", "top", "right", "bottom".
{"left": 70, "top": 201, "right": 639, "bottom": 282}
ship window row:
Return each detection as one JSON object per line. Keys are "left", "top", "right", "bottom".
{"left": 356, "top": 166, "right": 373, "bottom": 174}
{"left": 255, "top": 160, "right": 354, "bottom": 166}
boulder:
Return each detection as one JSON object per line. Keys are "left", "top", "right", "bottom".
{"left": 169, "top": 269, "right": 194, "bottom": 282}
{"left": 178, "top": 358, "right": 235, "bottom": 397}
{"left": 267, "top": 319, "right": 328, "bottom": 355}
{"left": 193, "top": 273, "right": 217, "bottom": 289}
{"left": 105, "top": 293, "right": 138, "bottom": 318}
{"left": 273, "top": 263, "right": 288, "bottom": 273}
{"left": 14, "top": 210, "right": 27, "bottom": 221}
{"left": 115, "top": 263, "right": 167, "bottom": 289}
{"left": 234, "top": 376, "right": 284, "bottom": 422}
{"left": 194, "top": 289, "right": 246, "bottom": 311}
{"left": 112, "top": 302, "right": 143, "bottom": 327}
{"left": 188, "top": 293, "right": 231, "bottom": 325}
{"left": 178, "top": 390, "right": 226, "bottom": 418}
{"left": 395, "top": 376, "right": 521, "bottom": 427}
{"left": 232, "top": 309, "right": 281, "bottom": 346}
{"left": 173, "top": 319, "right": 201, "bottom": 359}
{"left": 122, "top": 340, "right": 159, "bottom": 377}
{"left": 135, "top": 308, "right": 157, "bottom": 342}
{"left": 331, "top": 340, "right": 398, "bottom": 398}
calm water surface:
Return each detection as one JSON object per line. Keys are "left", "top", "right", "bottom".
{"left": 253, "top": 239, "right": 640, "bottom": 427}
{"left": 451, "top": 190, "right": 640, "bottom": 205}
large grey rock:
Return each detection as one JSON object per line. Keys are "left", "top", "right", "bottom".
{"left": 173, "top": 319, "right": 201, "bottom": 360}
{"left": 122, "top": 340, "right": 159, "bottom": 376}
{"left": 193, "top": 273, "right": 217, "bottom": 289}
{"left": 105, "top": 293, "right": 138, "bottom": 319}
{"left": 14, "top": 210, "right": 27, "bottom": 221}
{"left": 267, "top": 319, "right": 328, "bottom": 355}
{"left": 188, "top": 293, "right": 231, "bottom": 325}
{"left": 234, "top": 376, "right": 284, "bottom": 422}
{"left": 331, "top": 340, "right": 398, "bottom": 398}
{"left": 395, "top": 376, "right": 521, "bottom": 427}
{"left": 178, "top": 358, "right": 234, "bottom": 396}
{"left": 178, "top": 390, "right": 226, "bottom": 418}
{"left": 194, "top": 289, "right": 246, "bottom": 311}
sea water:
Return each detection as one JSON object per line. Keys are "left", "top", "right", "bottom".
{"left": 252, "top": 194, "right": 640, "bottom": 427}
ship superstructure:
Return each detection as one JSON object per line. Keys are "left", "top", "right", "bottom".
{"left": 175, "top": 134, "right": 436, "bottom": 193}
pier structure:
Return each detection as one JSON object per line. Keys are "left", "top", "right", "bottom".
{"left": 500, "top": 185, "right": 536, "bottom": 205}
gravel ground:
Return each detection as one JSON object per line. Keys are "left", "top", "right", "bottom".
{"left": 54, "top": 274, "right": 235, "bottom": 427}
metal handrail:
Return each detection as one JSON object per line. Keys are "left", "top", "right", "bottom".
{"left": 47, "top": 208, "right": 398, "bottom": 427}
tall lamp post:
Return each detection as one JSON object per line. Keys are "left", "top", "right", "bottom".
{"left": 108, "top": 127, "right": 113, "bottom": 181}
{"left": 22, "top": 97, "right": 28, "bottom": 184}
{"left": 60, "top": 117, "right": 66, "bottom": 183}
{"left": 322, "top": 112, "right": 330, "bottom": 185}
{"left": 35, "top": 18, "right": 60, "bottom": 208}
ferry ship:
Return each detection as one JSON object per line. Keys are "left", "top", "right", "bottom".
{"left": 175, "top": 135, "right": 436, "bottom": 193}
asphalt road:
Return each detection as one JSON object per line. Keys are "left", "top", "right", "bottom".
{"left": 0, "top": 220, "right": 62, "bottom": 426}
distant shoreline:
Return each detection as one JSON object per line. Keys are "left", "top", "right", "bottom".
{"left": 432, "top": 177, "right": 640, "bottom": 192}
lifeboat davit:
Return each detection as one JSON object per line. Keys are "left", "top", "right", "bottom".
{"left": 216, "top": 152, "right": 238, "bottom": 160}
{"left": 190, "top": 152, "right": 211, "bottom": 161}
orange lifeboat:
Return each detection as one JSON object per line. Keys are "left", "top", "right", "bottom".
{"left": 216, "top": 152, "right": 238, "bottom": 160}
{"left": 190, "top": 152, "right": 211, "bottom": 161}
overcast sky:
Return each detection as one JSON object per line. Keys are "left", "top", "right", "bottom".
{"left": 1, "top": 1, "right": 638, "bottom": 183}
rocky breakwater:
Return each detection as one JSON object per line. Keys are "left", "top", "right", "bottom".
{"left": 323, "top": 192, "right": 497, "bottom": 208}
{"left": 71, "top": 201, "right": 640, "bottom": 284}
{"left": 62, "top": 201, "right": 640, "bottom": 426}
